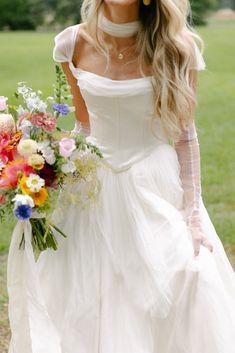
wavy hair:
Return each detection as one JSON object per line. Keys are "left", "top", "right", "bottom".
{"left": 80, "top": 0, "right": 204, "bottom": 141}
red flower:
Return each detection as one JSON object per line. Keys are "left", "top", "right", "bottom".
{"left": 0, "top": 159, "right": 35, "bottom": 189}
{"left": 39, "top": 163, "right": 57, "bottom": 187}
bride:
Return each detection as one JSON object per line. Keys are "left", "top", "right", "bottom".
{"left": 7, "top": 0, "right": 235, "bottom": 352}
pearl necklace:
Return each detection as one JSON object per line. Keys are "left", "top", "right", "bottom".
{"left": 97, "top": 11, "right": 140, "bottom": 60}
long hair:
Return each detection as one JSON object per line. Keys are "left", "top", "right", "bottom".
{"left": 80, "top": 0, "right": 204, "bottom": 141}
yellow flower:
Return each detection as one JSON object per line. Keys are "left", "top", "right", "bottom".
{"left": 19, "top": 175, "right": 31, "bottom": 195}
{"left": 32, "top": 187, "right": 48, "bottom": 207}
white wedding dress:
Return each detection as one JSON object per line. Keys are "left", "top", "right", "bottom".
{"left": 7, "top": 22, "right": 235, "bottom": 353}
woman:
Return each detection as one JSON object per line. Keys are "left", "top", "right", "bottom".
{"left": 8, "top": 0, "right": 235, "bottom": 352}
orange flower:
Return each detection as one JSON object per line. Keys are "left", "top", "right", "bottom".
{"left": 5, "top": 131, "right": 23, "bottom": 151}
{"left": 32, "top": 187, "right": 48, "bottom": 207}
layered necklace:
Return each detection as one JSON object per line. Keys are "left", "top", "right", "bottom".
{"left": 97, "top": 11, "right": 141, "bottom": 61}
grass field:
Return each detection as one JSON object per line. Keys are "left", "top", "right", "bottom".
{"left": 0, "top": 22, "right": 235, "bottom": 351}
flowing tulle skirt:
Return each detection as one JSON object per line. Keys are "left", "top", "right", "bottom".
{"left": 8, "top": 143, "right": 235, "bottom": 353}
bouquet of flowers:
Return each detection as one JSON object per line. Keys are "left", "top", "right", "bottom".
{"left": 0, "top": 65, "right": 103, "bottom": 252}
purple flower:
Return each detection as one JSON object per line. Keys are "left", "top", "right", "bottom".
{"left": 14, "top": 204, "right": 32, "bottom": 220}
{"left": 53, "top": 103, "right": 70, "bottom": 116}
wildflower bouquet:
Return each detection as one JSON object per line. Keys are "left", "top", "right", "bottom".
{"left": 0, "top": 65, "right": 103, "bottom": 252}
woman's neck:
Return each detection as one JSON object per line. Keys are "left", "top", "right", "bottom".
{"left": 102, "top": 3, "right": 139, "bottom": 24}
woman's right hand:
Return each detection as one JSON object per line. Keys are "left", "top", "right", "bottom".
{"left": 190, "top": 227, "right": 214, "bottom": 257}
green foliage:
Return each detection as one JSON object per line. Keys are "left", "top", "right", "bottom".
{"left": 48, "top": 0, "right": 82, "bottom": 25}
{"left": 0, "top": 0, "right": 222, "bottom": 30}
{"left": 189, "top": 0, "right": 219, "bottom": 25}
{"left": 0, "top": 0, "right": 45, "bottom": 30}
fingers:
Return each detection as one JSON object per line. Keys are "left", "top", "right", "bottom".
{"left": 193, "top": 238, "right": 201, "bottom": 257}
{"left": 201, "top": 237, "right": 214, "bottom": 252}
{"left": 190, "top": 228, "right": 214, "bottom": 258}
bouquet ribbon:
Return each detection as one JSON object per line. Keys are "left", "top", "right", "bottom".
{"left": 7, "top": 220, "right": 62, "bottom": 353}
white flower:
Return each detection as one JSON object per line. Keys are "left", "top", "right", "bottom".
{"left": 61, "top": 160, "right": 76, "bottom": 174}
{"left": 37, "top": 141, "right": 56, "bottom": 165}
{"left": 17, "top": 84, "right": 30, "bottom": 96}
{"left": 25, "top": 96, "right": 47, "bottom": 113}
{"left": 0, "top": 114, "right": 15, "bottom": 133}
{"left": 16, "top": 105, "right": 27, "bottom": 116}
{"left": 17, "top": 139, "right": 38, "bottom": 157}
{"left": 47, "top": 96, "right": 56, "bottom": 104}
{"left": 12, "top": 194, "right": 34, "bottom": 209}
{"left": 17, "top": 84, "right": 48, "bottom": 113}
{"left": 18, "top": 119, "right": 32, "bottom": 138}
{"left": 26, "top": 173, "right": 45, "bottom": 192}
{"left": 28, "top": 153, "right": 45, "bottom": 167}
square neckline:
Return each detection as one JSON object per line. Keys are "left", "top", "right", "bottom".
{"left": 70, "top": 24, "right": 154, "bottom": 83}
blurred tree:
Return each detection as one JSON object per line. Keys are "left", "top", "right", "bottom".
{"left": 0, "top": 0, "right": 45, "bottom": 30}
{"left": 45, "top": 0, "right": 82, "bottom": 25}
{"left": 189, "top": 0, "right": 219, "bottom": 25}
{"left": 219, "top": 0, "right": 234, "bottom": 8}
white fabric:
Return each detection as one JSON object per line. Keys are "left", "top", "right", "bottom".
{"left": 7, "top": 25, "right": 235, "bottom": 353}
{"left": 97, "top": 10, "right": 141, "bottom": 38}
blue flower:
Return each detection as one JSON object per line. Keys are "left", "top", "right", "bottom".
{"left": 53, "top": 103, "right": 70, "bottom": 116}
{"left": 14, "top": 205, "right": 32, "bottom": 220}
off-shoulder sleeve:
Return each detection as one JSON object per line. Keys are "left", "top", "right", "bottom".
{"left": 189, "top": 40, "right": 206, "bottom": 71}
{"left": 53, "top": 25, "right": 79, "bottom": 63}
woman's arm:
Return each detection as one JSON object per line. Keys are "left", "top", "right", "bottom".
{"left": 174, "top": 70, "right": 213, "bottom": 257}
{"left": 61, "top": 62, "right": 90, "bottom": 135}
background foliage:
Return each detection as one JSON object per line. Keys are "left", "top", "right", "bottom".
{"left": 1, "top": 0, "right": 235, "bottom": 29}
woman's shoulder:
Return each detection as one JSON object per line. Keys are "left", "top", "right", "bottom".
{"left": 53, "top": 24, "right": 80, "bottom": 63}
{"left": 53, "top": 23, "right": 88, "bottom": 63}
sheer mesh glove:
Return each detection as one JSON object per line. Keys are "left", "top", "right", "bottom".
{"left": 174, "top": 121, "right": 213, "bottom": 257}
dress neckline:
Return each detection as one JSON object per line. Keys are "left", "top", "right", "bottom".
{"left": 70, "top": 24, "right": 154, "bottom": 83}
{"left": 73, "top": 66, "right": 154, "bottom": 83}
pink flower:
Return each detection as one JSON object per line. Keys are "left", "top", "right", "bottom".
{"left": 0, "top": 132, "right": 10, "bottom": 152}
{"left": 0, "top": 159, "right": 35, "bottom": 189}
{"left": 59, "top": 138, "right": 76, "bottom": 158}
{"left": 30, "top": 112, "right": 57, "bottom": 132}
{"left": 0, "top": 96, "right": 8, "bottom": 111}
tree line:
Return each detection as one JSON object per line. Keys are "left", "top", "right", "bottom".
{"left": 0, "top": 0, "right": 233, "bottom": 30}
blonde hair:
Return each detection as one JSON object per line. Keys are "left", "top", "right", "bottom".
{"left": 81, "top": 0, "right": 204, "bottom": 141}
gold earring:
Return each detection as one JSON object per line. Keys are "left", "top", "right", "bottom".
{"left": 143, "top": 0, "right": 151, "bottom": 5}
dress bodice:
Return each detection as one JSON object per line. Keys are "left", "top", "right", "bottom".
{"left": 70, "top": 66, "right": 168, "bottom": 172}
{"left": 53, "top": 23, "right": 206, "bottom": 172}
